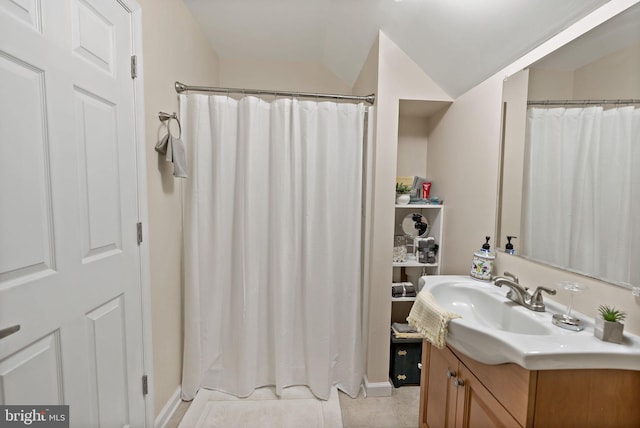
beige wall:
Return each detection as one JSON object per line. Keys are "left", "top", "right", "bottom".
{"left": 573, "top": 41, "right": 640, "bottom": 99}
{"left": 528, "top": 69, "right": 574, "bottom": 100}
{"left": 352, "top": 35, "right": 380, "bottom": 391}
{"left": 529, "top": 42, "right": 640, "bottom": 100}
{"left": 427, "top": 75, "right": 504, "bottom": 274}
{"left": 138, "top": 0, "right": 220, "bottom": 417}
{"left": 140, "top": 2, "right": 360, "bottom": 414}
{"left": 397, "top": 115, "right": 429, "bottom": 178}
{"left": 352, "top": 38, "right": 380, "bottom": 97}
{"left": 496, "top": 252, "right": 640, "bottom": 335}
{"left": 219, "top": 58, "right": 351, "bottom": 94}
{"left": 136, "top": 0, "right": 640, "bottom": 414}
{"left": 497, "top": 69, "right": 529, "bottom": 254}
{"left": 361, "top": 31, "right": 452, "bottom": 389}
{"left": 431, "top": 0, "right": 640, "bottom": 335}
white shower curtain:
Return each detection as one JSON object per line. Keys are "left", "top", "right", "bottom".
{"left": 522, "top": 106, "right": 640, "bottom": 285}
{"left": 180, "top": 94, "right": 368, "bottom": 401}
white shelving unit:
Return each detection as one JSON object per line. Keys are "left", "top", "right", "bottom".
{"left": 391, "top": 204, "right": 444, "bottom": 305}
{"left": 392, "top": 261, "right": 438, "bottom": 268}
{"left": 390, "top": 100, "right": 452, "bottom": 383}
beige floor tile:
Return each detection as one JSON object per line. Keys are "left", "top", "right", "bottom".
{"left": 338, "top": 386, "right": 420, "bottom": 428}
{"left": 167, "top": 384, "right": 420, "bottom": 428}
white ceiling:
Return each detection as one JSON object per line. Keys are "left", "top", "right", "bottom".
{"left": 184, "top": 0, "right": 614, "bottom": 97}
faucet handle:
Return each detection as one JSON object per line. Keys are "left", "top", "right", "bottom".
{"left": 531, "top": 286, "right": 556, "bottom": 303}
{"left": 503, "top": 272, "right": 519, "bottom": 283}
{"left": 527, "top": 286, "right": 556, "bottom": 312}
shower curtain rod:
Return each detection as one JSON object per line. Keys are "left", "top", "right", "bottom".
{"left": 528, "top": 99, "right": 640, "bottom": 106}
{"left": 174, "top": 81, "right": 375, "bottom": 105}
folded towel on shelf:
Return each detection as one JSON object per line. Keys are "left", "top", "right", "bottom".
{"left": 156, "top": 132, "right": 188, "bottom": 178}
{"left": 392, "top": 282, "right": 416, "bottom": 297}
{"left": 407, "top": 291, "right": 460, "bottom": 349}
{"left": 391, "top": 322, "right": 417, "bottom": 333}
{"left": 391, "top": 322, "right": 423, "bottom": 339}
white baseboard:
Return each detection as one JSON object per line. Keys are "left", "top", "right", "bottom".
{"left": 154, "top": 386, "right": 182, "bottom": 428}
{"left": 363, "top": 375, "right": 392, "bottom": 397}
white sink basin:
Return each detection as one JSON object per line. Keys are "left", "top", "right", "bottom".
{"left": 432, "top": 284, "right": 554, "bottom": 336}
{"left": 419, "top": 275, "right": 640, "bottom": 371}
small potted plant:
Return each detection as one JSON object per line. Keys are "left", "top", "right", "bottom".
{"left": 396, "top": 183, "right": 412, "bottom": 205}
{"left": 594, "top": 304, "right": 626, "bottom": 344}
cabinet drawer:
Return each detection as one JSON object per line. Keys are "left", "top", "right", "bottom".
{"left": 451, "top": 347, "right": 535, "bottom": 427}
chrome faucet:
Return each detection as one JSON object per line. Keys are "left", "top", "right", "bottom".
{"left": 493, "top": 272, "right": 556, "bottom": 312}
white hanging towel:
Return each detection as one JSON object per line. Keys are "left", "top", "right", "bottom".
{"left": 407, "top": 291, "right": 460, "bottom": 349}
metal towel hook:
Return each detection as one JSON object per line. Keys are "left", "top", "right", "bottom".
{"left": 158, "top": 111, "right": 181, "bottom": 138}
{"left": 158, "top": 111, "right": 177, "bottom": 121}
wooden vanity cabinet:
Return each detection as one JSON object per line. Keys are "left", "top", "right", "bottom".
{"left": 419, "top": 341, "right": 640, "bottom": 428}
{"left": 420, "top": 343, "right": 522, "bottom": 428}
{"left": 422, "top": 342, "right": 458, "bottom": 427}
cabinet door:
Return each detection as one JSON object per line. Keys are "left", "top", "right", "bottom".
{"left": 421, "top": 343, "right": 459, "bottom": 428}
{"left": 455, "top": 364, "right": 521, "bottom": 428}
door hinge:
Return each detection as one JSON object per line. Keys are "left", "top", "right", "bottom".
{"left": 142, "top": 375, "right": 148, "bottom": 396}
{"left": 136, "top": 222, "right": 143, "bottom": 245}
{"left": 131, "top": 55, "right": 137, "bottom": 79}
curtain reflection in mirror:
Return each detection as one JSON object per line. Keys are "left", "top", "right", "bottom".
{"left": 522, "top": 106, "right": 640, "bottom": 286}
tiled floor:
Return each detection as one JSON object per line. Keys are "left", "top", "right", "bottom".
{"left": 339, "top": 386, "right": 420, "bottom": 428}
{"left": 166, "top": 386, "right": 420, "bottom": 428}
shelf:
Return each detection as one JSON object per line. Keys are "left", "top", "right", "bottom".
{"left": 393, "top": 261, "right": 438, "bottom": 268}
{"left": 391, "top": 296, "right": 416, "bottom": 302}
{"left": 395, "top": 204, "right": 443, "bottom": 209}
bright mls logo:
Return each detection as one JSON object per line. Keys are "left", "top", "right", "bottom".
{"left": 0, "top": 406, "right": 68, "bottom": 428}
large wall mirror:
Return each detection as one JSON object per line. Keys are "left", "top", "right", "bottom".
{"left": 497, "top": 3, "right": 640, "bottom": 290}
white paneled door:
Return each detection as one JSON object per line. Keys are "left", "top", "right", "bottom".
{"left": 0, "top": 1, "right": 147, "bottom": 427}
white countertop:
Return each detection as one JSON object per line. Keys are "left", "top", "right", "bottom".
{"left": 419, "top": 275, "right": 640, "bottom": 371}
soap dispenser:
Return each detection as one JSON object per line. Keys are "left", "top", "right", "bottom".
{"left": 505, "top": 236, "right": 517, "bottom": 255}
{"left": 470, "top": 236, "right": 495, "bottom": 281}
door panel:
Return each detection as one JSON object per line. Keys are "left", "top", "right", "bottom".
{"left": 0, "top": 1, "right": 145, "bottom": 427}
{"left": 0, "top": 333, "right": 63, "bottom": 405}
{"left": 0, "top": 51, "right": 55, "bottom": 287}
{"left": 0, "top": 0, "right": 42, "bottom": 31}
{"left": 74, "top": 86, "right": 122, "bottom": 262}
{"left": 86, "top": 296, "right": 129, "bottom": 428}
{"left": 425, "top": 345, "right": 459, "bottom": 428}
{"left": 457, "top": 365, "right": 520, "bottom": 428}
{"left": 71, "top": 0, "right": 115, "bottom": 74}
